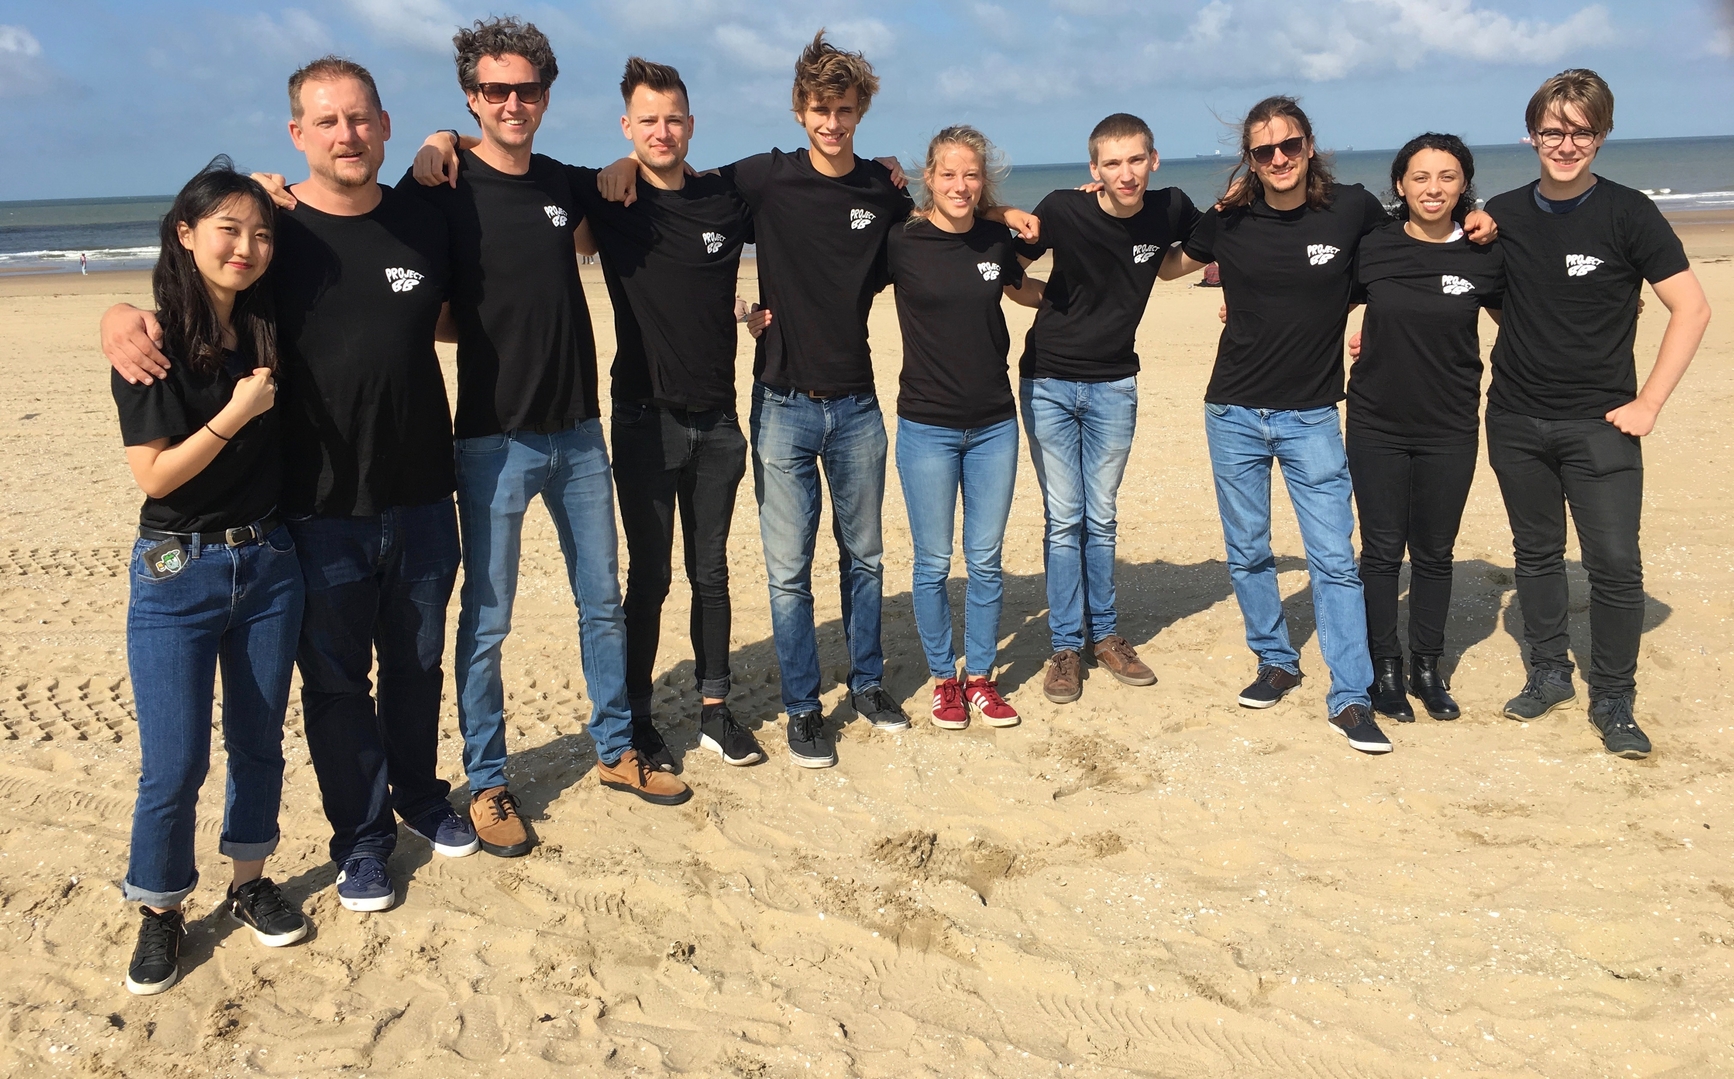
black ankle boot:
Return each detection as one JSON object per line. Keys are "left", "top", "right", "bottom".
{"left": 1410, "top": 655, "right": 1460, "bottom": 720}
{"left": 1369, "top": 656, "right": 1415, "bottom": 721}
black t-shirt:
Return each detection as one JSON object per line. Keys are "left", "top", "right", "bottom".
{"left": 1346, "top": 222, "right": 1505, "bottom": 446}
{"left": 398, "top": 151, "right": 599, "bottom": 437}
{"left": 721, "top": 149, "right": 914, "bottom": 394}
{"left": 1184, "top": 183, "right": 1390, "bottom": 409}
{"left": 887, "top": 217, "right": 1025, "bottom": 429}
{"left": 273, "top": 188, "right": 454, "bottom": 516}
{"left": 568, "top": 167, "right": 752, "bottom": 410}
{"left": 1485, "top": 177, "right": 1690, "bottom": 420}
{"left": 1015, "top": 187, "right": 1201, "bottom": 381}
{"left": 113, "top": 347, "right": 281, "bottom": 533}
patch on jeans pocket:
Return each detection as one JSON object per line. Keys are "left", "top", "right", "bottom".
{"left": 141, "top": 538, "right": 187, "bottom": 579}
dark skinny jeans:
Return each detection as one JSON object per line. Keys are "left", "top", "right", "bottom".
{"left": 1345, "top": 434, "right": 1478, "bottom": 662}
{"left": 1485, "top": 405, "right": 1645, "bottom": 700}
{"left": 611, "top": 402, "right": 747, "bottom": 713}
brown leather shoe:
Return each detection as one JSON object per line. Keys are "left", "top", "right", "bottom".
{"left": 597, "top": 749, "right": 692, "bottom": 806}
{"left": 1043, "top": 650, "right": 1083, "bottom": 703}
{"left": 469, "top": 786, "right": 534, "bottom": 858}
{"left": 1089, "top": 635, "right": 1157, "bottom": 686}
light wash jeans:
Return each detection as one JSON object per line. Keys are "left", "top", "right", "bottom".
{"left": 750, "top": 382, "right": 887, "bottom": 716}
{"left": 1019, "top": 376, "right": 1138, "bottom": 653}
{"left": 895, "top": 416, "right": 1019, "bottom": 679}
{"left": 454, "top": 420, "right": 632, "bottom": 782}
{"left": 1204, "top": 403, "right": 1372, "bottom": 716}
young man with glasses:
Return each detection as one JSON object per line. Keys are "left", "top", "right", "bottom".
{"left": 1483, "top": 69, "right": 1710, "bottom": 758}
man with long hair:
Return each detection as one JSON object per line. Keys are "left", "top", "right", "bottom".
{"left": 1482, "top": 70, "right": 1710, "bottom": 757}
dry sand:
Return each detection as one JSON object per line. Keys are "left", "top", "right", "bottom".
{"left": 0, "top": 219, "right": 1730, "bottom": 1078}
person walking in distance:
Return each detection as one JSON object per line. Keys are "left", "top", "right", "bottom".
{"left": 1345, "top": 134, "right": 1504, "bottom": 724}
{"left": 1482, "top": 69, "right": 1710, "bottom": 758}
{"left": 1014, "top": 113, "right": 1201, "bottom": 704}
{"left": 104, "top": 57, "right": 478, "bottom": 914}
{"left": 111, "top": 160, "right": 310, "bottom": 995}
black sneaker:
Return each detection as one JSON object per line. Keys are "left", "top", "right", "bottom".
{"left": 1237, "top": 665, "right": 1302, "bottom": 709}
{"left": 228, "top": 877, "right": 310, "bottom": 947}
{"left": 1503, "top": 668, "right": 1575, "bottom": 720}
{"left": 632, "top": 716, "right": 678, "bottom": 773}
{"left": 125, "top": 906, "right": 184, "bottom": 995}
{"left": 849, "top": 685, "right": 911, "bottom": 731}
{"left": 1329, "top": 704, "right": 1393, "bottom": 754}
{"left": 786, "top": 710, "right": 836, "bottom": 769}
{"left": 699, "top": 703, "right": 763, "bottom": 766}
{"left": 1589, "top": 697, "right": 1651, "bottom": 759}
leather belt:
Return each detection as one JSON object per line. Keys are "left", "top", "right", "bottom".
{"left": 521, "top": 417, "right": 579, "bottom": 435}
{"left": 764, "top": 385, "right": 841, "bottom": 400}
{"left": 139, "top": 514, "right": 282, "bottom": 549}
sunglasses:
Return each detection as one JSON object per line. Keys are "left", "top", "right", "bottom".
{"left": 476, "top": 81, "right": 546, "bottom": 105}
{"left": 1248, "top": 136, "right": 1307, "bottom": 165}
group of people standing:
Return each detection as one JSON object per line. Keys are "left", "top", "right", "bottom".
{"left": 98, "top": 16, "right": 1709, "bottom": 997}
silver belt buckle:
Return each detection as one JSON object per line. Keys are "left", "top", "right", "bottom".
{"left": 224, "top": 525, "right": 254, "bottom": 546}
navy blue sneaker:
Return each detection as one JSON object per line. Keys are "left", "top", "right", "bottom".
{"left": 335, "top": 856, "right": 395, "bottom": 912}
{"left": 404, "top": 801, "right": 480, "bottom": 858}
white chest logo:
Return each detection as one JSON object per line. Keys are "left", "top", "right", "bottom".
{"left": 977, "top": 261, "right": 1001, "bottom": 282}
{"left": 385, "top": 267, "right": 424, "bottom": 293}
{"left": 1566, "top": 254, "right": 1603, "bottom": 277}
{"left": 1132, "top": 244, "right": 1159, "bottom": 264}
{"left": 1441, "top": 274, "right": 1475, "bottom": 296}
{"left": 1307, "top": 243, "right": 1340, "bottom": 266}
{"left": 702, "top": 231, "right": 725, "bottom": 255}
{"left": 849, "top": 208, "right": 876, "bottom": 231}
{"left": 544, "top": 205, "right": 569, "bottom": 227}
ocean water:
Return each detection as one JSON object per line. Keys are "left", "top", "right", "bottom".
{"left": 3, "top": 136, "right": 1730, "bottom": 274}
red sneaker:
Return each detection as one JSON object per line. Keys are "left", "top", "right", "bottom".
{"left": 964, "top": 677, "right": 1020, "bottom": 727}
{"left": 930, "top": 677, "right": 968, "bottom": 729}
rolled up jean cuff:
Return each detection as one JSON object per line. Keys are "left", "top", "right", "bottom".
{"left": 219, "top": 831, "right": 280, "bottom": 862}
{"left": 122, "top": 869, "right": 199, "bottom": 909}
{"left": 699, "top": 674, "right": 731, "bottom": 700}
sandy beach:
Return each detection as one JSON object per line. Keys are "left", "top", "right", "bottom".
{"left": 0, "top": 217, "right": 1729, "bottom": 1078}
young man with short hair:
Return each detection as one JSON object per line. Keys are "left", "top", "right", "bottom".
{"left": 1484, "top": 69, "right": 1710, "bottom": 758}
{"left": 397, "top": 16, "right": 691, "bottom": 829}
{"left": 102, "top": 56, "right": 478, "bottom": 912}
{"left": 1015, "top": 112, "right": 1200, "bottom": 704}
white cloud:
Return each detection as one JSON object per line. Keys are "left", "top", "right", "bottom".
{"left": 714, "top": 25, "right": 789, "bottom": 72}
{"left": 349, "top": 0, "right": 463, "bottom": 54}
{"left": 0, "top": 24, "right": 51, "bottom": 98}
{"left": 1363, "top": 0, "right": 1615, "bottom": 65}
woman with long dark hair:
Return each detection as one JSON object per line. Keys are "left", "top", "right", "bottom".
{"left": 112, "top": 157, "right": 308, "bottom": 994}
{"left": 1347, "top": 134, "right": 1505, "bottom": 723}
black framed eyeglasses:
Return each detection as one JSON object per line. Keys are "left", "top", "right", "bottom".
{"left": 476, "top": 81, "right": 546, "bottom": 105}
{"left": 1534, "top": 128, "right": 1599, "bottom": 149}
{"left": 1249, "top": 136, "right": 1306, "bottom": 165}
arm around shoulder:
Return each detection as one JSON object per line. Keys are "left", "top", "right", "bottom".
{"left": 101, "top": 303, "right": 169, "bottom": 384}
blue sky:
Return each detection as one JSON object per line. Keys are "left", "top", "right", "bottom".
{"left": 3, "top": 0, "right": 1731, "bottom": 200}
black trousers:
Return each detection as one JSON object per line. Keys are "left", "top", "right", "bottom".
{"left": 1346, "top": 434, "right": 1478, "bottom": 661}
{"left": 1485, "top": 405, "right": 1644, "bottom": 700}
{"left": 611, "top": 402, "right": 748, "bottom": 711}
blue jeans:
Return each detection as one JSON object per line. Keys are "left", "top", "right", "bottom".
{"left": 1204, "top": 403, "right": 1372, "bottom": 716}
{"left": 454, "top": 419, "right": 632, "bottom": 780}
{"left": 895, "top": 416, "right": 1019, "bottom": 679}
{"left": 124, "top": 526, "right": 303, "bottom": 907}
{"left": 750, "top": 382, "right": 886, "bottom": 716}
{"left": 290, "top": 501, "right": 459, "bottom": 864}
{"left": 1019, "top": 376, "right": 1138, "bottom": 653}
